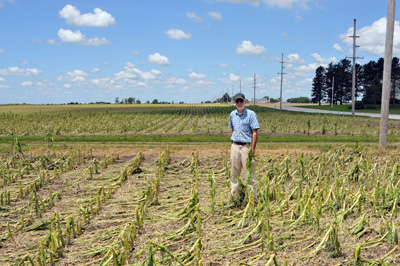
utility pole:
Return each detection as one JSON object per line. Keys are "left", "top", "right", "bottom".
{"left": 278, "top": 53, "right": 287, "bottom": 110}
{"left": 347, "top": 19, "right": 363, "bottom": 116}
{"left": 331, "top": 76, "right": 335, "bottom": 109}
{"left": 380, "top": 0, "right": 396, "bottom": 149}
{"left": 253, "top": 73, "right": 256, "bottom": 105}
{"left": 231, "top": 85, "right": 233, "bottom": 104}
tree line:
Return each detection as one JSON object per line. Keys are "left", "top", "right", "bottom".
{"left": 311, "top": 57, "right": 400, "bottom": 108}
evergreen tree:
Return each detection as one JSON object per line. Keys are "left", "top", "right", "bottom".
{"left": 362, "top": 58, "right": 383, "bottom": 105}
{"left": 391, "top": 57, "right": 400, "bottom": 104}
{"left": 311, "top": 66, "right": 326, "bottom": 105}
{"left": 336, "top": 59, "right": 352, "bottom": 104}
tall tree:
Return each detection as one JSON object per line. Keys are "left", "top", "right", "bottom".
{"left": 336, "top": 59, "right": 352, "bottom": 104}
{"left": 311, "top": 66, "right": 326, "bottom": 105}
{"left": 355, "top": 63, "right": 363, "bottom": 100}
{"left": 325, "top": 63, "right": 337, "bottom": 105}
{"left": 391, "top": 57, "right": 400, "bottom": 104}
{"left": 362, "top": 58, "right": 384, "bottom": 105}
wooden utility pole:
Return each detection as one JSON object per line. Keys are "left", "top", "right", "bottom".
{"left": 253, "top": 73, "right": 256, "bottom": 105}
{"left": 231, "top": 86, "right": 233, "bottom": 104}
{"left": 331, "top": 77, "right": 335, "bottom": 109}
{"left": 278, "top": 53, "right": 286, "bottom": 110}
{"left": 379, "top": 0, "right": 396, "bottom": 149}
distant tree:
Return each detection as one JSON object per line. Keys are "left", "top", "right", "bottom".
{"left": 115, "top": 97, "right": 119, "bottom": 104}
{"left": 311, "top": 66, "right": 326, "bottom": 105}
{"left": 136, "top": 99, "right": 141, "bottom": 104}
{"left": 146, "top": 100, "right": 150, "bottom": 104}
{"left": 270, "top": 98, "right": 279, "bottom": 103}
{"left": 263, "top": 96, "right": 270, "bottom": 100}
{"left": 127, "top": 97, "right": 135, "bottom": 104}
{"left": 216, "top": 93, "right": 231, "bottom": 103}
{"left": 152, "top": 99, "right": 159, "bottom": 104}
{"left": 287, "top": 97, "right": 311, "bottom": 103}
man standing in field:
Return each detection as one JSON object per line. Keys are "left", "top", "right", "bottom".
{"left": 228, "top": 92, "right": 260, "bottom": 205}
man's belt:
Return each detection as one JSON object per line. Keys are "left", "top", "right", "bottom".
{"left": 232, "top": 141, "right": 248, "bottom": 146}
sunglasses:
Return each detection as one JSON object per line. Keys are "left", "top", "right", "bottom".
{"left": 235, "top": 98, "right": 244, "bottom": 103}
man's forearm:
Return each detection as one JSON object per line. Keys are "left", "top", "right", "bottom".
{"left": 252, "top": 130, "right": 258, "bottom": 154}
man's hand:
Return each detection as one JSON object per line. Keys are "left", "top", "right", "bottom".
{"left": 249, "top": 149, "right": 255, "bottom": 160}
{"left": 250, "top": 129, "right": 258, "bottom": 160}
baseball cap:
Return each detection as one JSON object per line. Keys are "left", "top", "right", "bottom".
{"left": 234, "top": 93, "right": 245, "bottom": 100}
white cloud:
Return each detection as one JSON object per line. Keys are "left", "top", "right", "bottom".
{"left": 114, "top": 63, "right": 162, "bottom": 81}
{"left": 295, "top": 15, "right": 303, "bottom": 21}
{"left": 287, "top": 54, "right": 304, "bottom": 64}
{"left": 215, "top": 0, "right": 311, "bottom": 9}
{"left": 69, "top": 70, "right": 89, "bottom": 77}
{"left": 187, "top": 12, "right": 202, "bottom": 23}
{"left": 339, "top": 17, "right": 400, "bottom": 56}
{"left": 57, "top": 29, "right": 110, "bottom": 46}
{"left": 195, "top": 80, "right": 215, "bottom": 86}
{"left": 131, "top": 50, "right": 140, "bottom": 56}
{"left": 310, "top": 53, "right": 336, "bottom": 64}
{"left": 66, "top": 69, "right": 89, "bottom": 82}
{"left": 294, "top": 62, "right": 320, "bottom": 76}
{"left": 47, "top": 39, "right": 57, "bottom": 45}
{"left": 189, "top": 72, "right": 206, "bottom": 79}
{"left": 167, "top": 77, "right": 187, "bottom": 85}
{"left": 0, "top": 49, "right": 4, "bottom": 53}
{"left": 236, "top": 40, "right": 265, "bottom": 56}
{"left": 59, "top": 4, "right": 116, "bottom": 27}
{"left": 58, "top": 29, "right": 85, "bottom": 42}
{"left": 21, "top": 81, "right": 33, "bottom": 86}
{"left": 230, "top": 73, "right": 240, "bottom": 81}
{"left": 219, "top": 63, "right": 229, "bottom": 68}
{"left": 208, "top": 11, "right": 222, "bottom": 20}
{"left": 148, "top": 53, "right": 170, "bottom": 66}
{"left": 0, "top": 77, "right": 4, "bottom": 82}
{"left": 0, "top": 67, "right": 41, "bottom": 76}
{"left": 166, "top": 29, "right": 192, "bottom": 40}
{"left": 90, "top": 68, "right": 100, "bottom": 73}
{"left": 333, "top": 43, "right": 343, "bottom": 52}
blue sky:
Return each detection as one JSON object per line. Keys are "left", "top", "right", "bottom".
{"left": 0, "top": 0, "right": 398, "bottom": 104}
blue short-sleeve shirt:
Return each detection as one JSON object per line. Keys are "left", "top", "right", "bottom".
{"left": 229, "top": 108, "right": 260, "bottom": 143}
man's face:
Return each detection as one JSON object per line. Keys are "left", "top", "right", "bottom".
{"left": 235, "top": 98, "right": 245, "bottom": 110}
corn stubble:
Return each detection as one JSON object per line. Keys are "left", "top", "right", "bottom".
{"left": 2, "top": 144, "right": 400, "bottom": 265}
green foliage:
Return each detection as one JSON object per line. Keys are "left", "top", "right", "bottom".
{"left": 287, "top": 96, "right": 311, "bottom": 103}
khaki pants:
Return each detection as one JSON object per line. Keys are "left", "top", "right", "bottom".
{"left": 230, "top": 143, "right": 257, "bottom": 199}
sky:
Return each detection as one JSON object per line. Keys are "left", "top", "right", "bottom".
{"left": 0, "top": 0, "right": 399, "bottom": 104}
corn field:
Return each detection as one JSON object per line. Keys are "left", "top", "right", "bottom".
{"left": 1, "top": 143, "right": 400, "bottom": 265}
{"left": 1, "top": 104, "right": 400, "bottom": 137}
